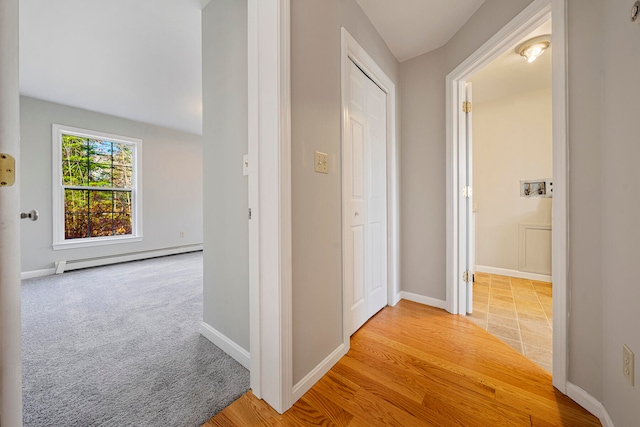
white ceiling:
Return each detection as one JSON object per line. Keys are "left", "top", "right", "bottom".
{"left": 469, "top": 20, "right": 552, "bottom": 105}
{"left": 19, "top": 1, "right": 545, "bottom": 135}
{"left": 355, "top": 0, "right": 487, "bottom": 62}
{"left": 19, "top": 0, "right": 203, "bottom": 135}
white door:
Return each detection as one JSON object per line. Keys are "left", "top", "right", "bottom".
{"left": 345, "top": 60, "right": 387, "bottom": 335}
{"left": 465, "top": 82, "right": 474, "bottom": 314}
{"left": 457, "top": 81, "right": 475, "bottom": 315}
{"left": 0, "top": 0, "right": 24, "bottom": 425}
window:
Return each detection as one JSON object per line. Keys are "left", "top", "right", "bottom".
{"left": 52, "top": 125, "right": 142, "bottom": 249}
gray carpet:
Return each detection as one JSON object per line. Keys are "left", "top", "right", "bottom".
{"left": 21, "top": 252, "right": 249, "bottom": 427}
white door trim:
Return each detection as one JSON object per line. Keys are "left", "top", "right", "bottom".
{"left": 247, "top": 0, "right": 293, "bottom": 413}
{"left": 445, "top": 0, "right": 568, "bottom": 393}
{"left": 550, "top": 0, "right": 569, "bottom": 394}
{"left": 341, "top": 28, "right": 399, "bottom": 349}
{"left": 0, "top": 0, "right": 23, "bottom": 425}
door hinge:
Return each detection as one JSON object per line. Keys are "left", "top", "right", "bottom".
{"left": 462, "top": 186, "right": 472, "bottom": 198}
{"left": 248, "top": 208, "right": 252, "bottom": 220}
{"left": 0, "top": 153, "right": 16, "bottom": 187}
{"left": 462, "top": 271, "right": 475, "bottom": 282}
{"left": 462, "top": 101, "right": 472, "bottom": 113}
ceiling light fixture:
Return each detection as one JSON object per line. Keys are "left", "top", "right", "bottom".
{"left": 516, "top": 35, "right": 551, "bottom": 63}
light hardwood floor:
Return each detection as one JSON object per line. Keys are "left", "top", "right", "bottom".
{"left": 203, "top": 300, "right": 600, "bottom": 426}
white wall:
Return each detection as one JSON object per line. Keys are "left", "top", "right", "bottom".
{"left": 472, "top": 88, "right": 552, "bottom": 273}
{"left": 19, "top": 0, "right": 203, "bottom": 135}
{"left": 199, "top": 0, "right": 399, "bottom": 387}
{"left": 400, "top": 45, "right": 448, "bottom": 299}
{"left": 599, "top": 0, "right": 640, "bottom": 424}
{"left": 400, "top": 0, "right": 534, "bottom": 299}
{"left": 400, "top": 0, "right": 640, "bottom": 421}
{"left": 201, "top": 0, "right": 249, "bottom": 351}
{"left": 290, "top": 0, "right": 399, "bottom": 384}
{"left": 19, "top": 96, "right": 203, "bottom": 274}
{"left": 566, "top": 0, "right": 604, "bottom": 401}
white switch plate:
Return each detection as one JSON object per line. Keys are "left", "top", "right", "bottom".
{"left": 314, "top": 151, "right": 328, "bottom": 174}
{"left": 243, "top": 154, "right": 249, "bottom": 176}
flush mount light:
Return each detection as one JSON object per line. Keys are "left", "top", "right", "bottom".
{"left": 515, "top": 35, "right": 551, "bottom": 63}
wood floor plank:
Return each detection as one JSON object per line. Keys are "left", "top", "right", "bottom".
{"left": 340, "top": 347, "right": 427, "bottom": 403}
{"left": 202, "top": 392, "right": 281, "bottom": 426}
{"left": 421, "top": 390, "right": 531, "bottom": 427}
{"left": 204, "top": 301, "right": 601, "bottom": 427}
{"left": 348, "top": 335, "right": 533, "bottom": 426}
{"left": 300, "top": 388, "right": 354, "bottom": 426}
{"left": 332, "top": 360, "right": 453, "bottom": 426}
{"left": 282, "top": 396, "right": 340, "bottom": 426}
{"left": 355, "top": 332, "right": 540, "bottom": 425}
{"left": 351, "top": 327, "right": 502, "bottom": 398}
{"left": 359, "top": 311, "right": 599, "bottom": 426}
{"left": 362, "top": 309, "right": 557, "bottom": 394}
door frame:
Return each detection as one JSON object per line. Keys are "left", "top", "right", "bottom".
{"left": 445, "top": 0, "right": 568, "bottom": 392}
{"left": 247, "top": 0, "right": 293, "bottom": 413}
{"left": 340, "top": 28, "right": 399, "bottom": 350}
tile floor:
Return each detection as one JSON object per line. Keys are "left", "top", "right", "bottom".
{"left": 468, "top": 272, "right": 553, "bottom": 372}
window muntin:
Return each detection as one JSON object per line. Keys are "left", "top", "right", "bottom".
{"left": 53, "top": 125, "right": 142, "bottom": 249}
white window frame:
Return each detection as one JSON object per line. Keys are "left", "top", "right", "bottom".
{"left": 52, "top": 124, "right": 143, "bottom": 250}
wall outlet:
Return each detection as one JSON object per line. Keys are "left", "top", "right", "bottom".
{"left": 179, "top": 231, "right": 185, "bottom": 238}
{"left": 623, "top": 344, "right": 634, "bottom": 386}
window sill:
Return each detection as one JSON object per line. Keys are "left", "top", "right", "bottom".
{"left": 53, "top": 235, "right": 143, "bottom": 250}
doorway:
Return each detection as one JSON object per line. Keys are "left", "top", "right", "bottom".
{"left": 446, "top": 0, "right": 569, "bottom": 392}
{"left": 466, "top": 20, "right": 554, "bottom": 371}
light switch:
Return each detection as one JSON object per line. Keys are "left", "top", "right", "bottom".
{"left": 314, "top": 151, "right": 328, "bottom": 174}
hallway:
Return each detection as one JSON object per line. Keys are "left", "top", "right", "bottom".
{"left": 205, "top": 300, "right": 598, "bottom": 426}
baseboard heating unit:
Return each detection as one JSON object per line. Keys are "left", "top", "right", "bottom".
{"left": 54, "top": 244, "right": 203, "bottom": 274}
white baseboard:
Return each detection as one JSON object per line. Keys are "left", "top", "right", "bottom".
{"left": 475, "top": 265, "right": 552, "bottom": 283}
{"left": 21, "top": 268, "right": 56, "bottom": 280}
{"left": 199, "top": 322, "right": 250, "bottom": 370}
{"left": 566, "top": 382, "right": 615, "bottom": 427}
{"left": 292, "top": 343, "right": 348, "bottom": 402}
{"left": 400, "top": 291, "right": 447, "bottom": 310}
